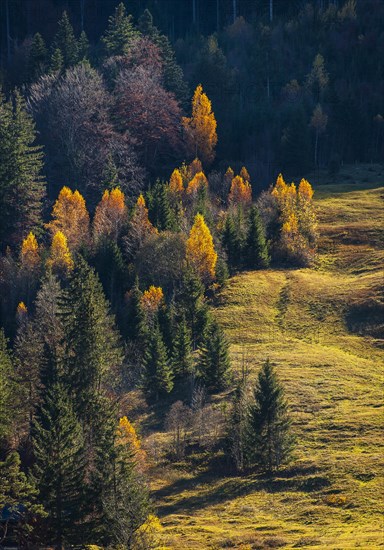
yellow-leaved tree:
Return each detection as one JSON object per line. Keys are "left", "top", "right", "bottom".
{"left": 228, "top": 175, "right": 252, "bottom": 206}
{"left": 20, "top": 232, "right": 40, "bottom": 273}
{"left": 117, "top": 416, "right": 147, "bottom": 471}
{"left": 182, "top": 85, "right": 218, "bottom": 166}
{"left": 186, "top": 213, "right": 217, "bottom": 283}
{"left": 47, "top": 186, "right": 90, "bottom": 250}
{"left": 46, "top": 231, "right": 74, "bottom": 276}
{"left": 186, "top": 171, "right": 208, "bottom": 196}
{"left": 141, "top": 286, "right": 164, "bottom": 318}
{"left": 93, "top": 187, "right": 127, "bottom": 242}
{"left": 169, "top": 168, "right": 184, "bottom": 195}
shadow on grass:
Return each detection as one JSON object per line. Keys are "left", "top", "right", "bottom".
{"left": 154, "top": 463, "right": 330, "bottom": 517}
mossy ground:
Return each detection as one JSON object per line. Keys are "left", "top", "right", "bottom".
{"left": 134, "top": 166, "right": 384, "bottom": 549}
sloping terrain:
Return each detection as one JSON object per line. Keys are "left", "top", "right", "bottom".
{"left": 148, "top": 176, "right": 384, "bottom": 549}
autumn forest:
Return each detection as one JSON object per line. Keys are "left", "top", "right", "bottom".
{"left": 0, "top": 1, "right": 383, "bottom": 549}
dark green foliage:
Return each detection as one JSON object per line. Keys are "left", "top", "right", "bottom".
{"left": 245, "top": 360, "right": 294, "bottom": 472}
{"left": 52, "top": 11, "right": 78, "bottom": 68}
{"left": 215, "top": 255, "right": 229, "bottom": 285}
{"left": 32, "top": 383, "right": 86, "bottom": 547}
{"left": 0, "top": 451, "right": 44, "bottom": 545}
{"left": 280, "top": 109, "right": 312, "bottom": 174}
{"left": 171, "top": 314, "right": 193, "bottom": 379}
{"left": 177, "top": 267, "right": 210, "bottom": 348}
{"left": 228, "top": 380, "right": 248, "bottom": 472}
{"left": 93, "top": 240, "right": 126, "bottom": 308}
{"left": 138, "top": 8, "right": 188, "bottom": 105}
{"left": 102, "top": 2, "right": 139, "bottom": 57}
{"left": 125, "top": 277, "right": 147, "bottom": 343}
{"left": 78, "top": 31, "right": 90, "bottom": 60}
{"left": 158, "top": 300, "right": 175, "bottom": 354}
{"left": 147, "top": 180, "right": 175, "bottom": 231}
{"left": 245, "top": 206, "right": 270, "bottom": 269}
{"left": 61, "top": 258, "right": 123, "bottom": 417}
{"left": 222, "top": 213, "right": 243, "bottom": 269}
{"left": 142, "top": 323, "right": 173, "bottom": 401}
{"left": 28, "top": 33, "right": 47, "bottom": 81}
{"left": 0, "top": 330, "right": 15, "bottom": 440}
{"left": 198, "top": 319, "right": 231, "bottom": 392}
{"left": 48, "top": 48, "right": 64, "bottom": 74}
{"left": 0, "top": 90, "right": 45, "bottom": 248}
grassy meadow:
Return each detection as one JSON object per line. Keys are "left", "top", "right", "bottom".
{"left": 138, "top": 167, "right": 384, "bottom": 549}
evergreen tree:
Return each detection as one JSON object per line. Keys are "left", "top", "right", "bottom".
{"left": 245, "top": 359, "right": 294, "bottom": 472}
{"left": 171, "top": 314, "right": 193, "bottom": 379}
{"left": 52, "top": 11, "right": 78, "bottom": 68}
{"left": 62, "top": 258, "right": 123, "bottom": 418}
{"left": 32, "top": 383, "right": 86, "bottom": 548}
{"left": 158, "top": 300, "right": 175, "bottom": 354}
{"left": 78, "top": 30, "right": 90, "bottom": 60}
{"left": 0, "top": 90, "right": 45, "bottom": 248}
{"left": 222, "top": 213, "right": 242, "bottom": 268}
{"left": 146, "top": 180, "right": 174, "bottom": 231}
{"left": 28, "top": 33, "right": 47, "bottom": 81}
{"left": 49, "top": 48, "right": 64, "bottom": 74}
{"left": 102, "top": 2, "right": 139, "bottom": 57}
{"left": 125, "top": 277, "right": 147, "bottom": 343}
{"left": 142, "top": 323, "right": 173, "bottom": 401}
{"left": 177, "top": 267, "right": 209, "bottom": 348}
{"left": 198, "top": 319, "right": 231, "bottom": 391}
{"left": 245, "top": 206, "right": 270, "bottom": 269}
{"left": 0, "top": 330, "right": 15, "bottom": 440}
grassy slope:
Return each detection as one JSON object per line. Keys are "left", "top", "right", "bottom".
{"left": 148, "top": 169, "right": 384, "bottom": 549}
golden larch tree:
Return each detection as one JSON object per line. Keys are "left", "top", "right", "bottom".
{"left": 228, "top": 175, "right": 252, "bottom": 206}
{"left": 186, "top": 213, "right": 217, "bottom": 283}
{"left": 20, "top": 232, "right": 40, "bottom": 273}
{"left": 93, "top": 187, "right": 127, "bottom": 242}
{"left": 182, "top": 85, "right": 218, "bottom": 166}
{"left": 186, "top": 171, "right": 208, "bottom": 196}
{"left": 141, "top": 286, "right": 164, "bottom": 317}
{"left": 46, "top": 231, "right": 74, "bottom": 276}
{"left": 169, "top": 168, "right": 184, "bottom": 195}
{"left": 117, "top": 416, "right": 147, "bottom": 471}
{"left": 188, "top": 158, "right": 203, "bottom": 178}
{"left": 47, "top": 186, "right": 90, "bottom": 250}
{"left": 239, "top": 166, "right": 251, "bottom": 183}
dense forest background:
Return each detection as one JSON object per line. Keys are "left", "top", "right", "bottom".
{"left": 1, "top": 0, "right": 383, "bottom": 188}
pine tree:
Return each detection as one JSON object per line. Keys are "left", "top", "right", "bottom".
{"left": 142, "top": 323, "right": 173, "bottom": 401}
{"left": 198, "top": 319, "right": 231, "bottom": 391}
{"left": 102, "top": 2, "right": 139, "bottom": 57}
{"left": 222, "top": 213, "right": 242, "bottom": 269}
{"left": 49, "top": 48, "right": 64, "bottom": 74}
{"left": 78, "top": 30, "right": 90, "bottom": 60}
{"left": 52, "top": 11, "right": 78, "bottom": 68}
{"left": 228, "top": 379, "right": 248, "bottom": 472}
{"left": 125, "top": 277, "right": 147, "bottom": 343}
{"left": 171, "top": 315, "right": 193, "bottom": 379}
{"left": 177, "top": 267, "right": 209, "bottom": 348}
{"left": 0, "top": 330, "right": 15, "bottom": 440}
{"left": 182, "top": 85, "right": 218, "bottom": 166}
{"left": 62, "top": 258, "right": 123, "bottom": 418}
{"left": 32, "top": 383, "right": 86, "bottom": 548}
{"left": 245, "top": 359, "right": 294, "bottom": 472}
{"left": 28, "top": 33, "right": 47, "bottom": 81}
{"left": 0, "top": 90, "right": 45, "bottom": 248}
{"left": 146, "top": 180, "right": 174, "bottom": 231}
{"left": 245, "top": 206, "right": 270, "bottom": 269}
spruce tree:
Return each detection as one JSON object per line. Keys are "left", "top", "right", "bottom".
{"left": 61, "top": 258, "right": 123, "bottom": 418}
{"left": 0, "top": 90, "right": 45, "bottom": 248}
{"left": 28, "top": 33, "right": 47, "bottom": 81}
{"left": 245, "top": 205, "right": 270, "bottom": 269}
{"left": 52, "top": 11, "right": 78, "bottom": 68}
{"left": 78, "top": 30, "right": 90, "bottom": 60}
{"left": 142, "top": 323, "right": 173, "bottom": 401}
{"left": 147, "top": 180, "right": 174, "bottom": 231}
{"left": 125, "top": 277, "right": 147, "bottom": 343}
{"left": 171, "top": 314, "right": 193, "bottom": 379}
{"left": 245, "top": 359, "right": 294, "bottom": 472}
{"left": 49, "top": 48, "right": 64, "bottom": 74}
{"left": 0, "top": 330, "right": 15, "bottom": 440}
{"left": 102, "top": 3, "right": 139, "bottom": 57}
{"left": 178, "top": 267, "right": 210, "bottom": 348}
{"left": 32, "top": 383, "right": 86, "bottom": 548}
{"left": 198, "top": 319, "right": 231, "bottom": 391}
{"left": 222, "top": 213, "right": 242, "bottom": 268}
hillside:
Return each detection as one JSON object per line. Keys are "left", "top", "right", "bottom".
{"left": 149, "top": 173, "right": 384, "bottom": 549}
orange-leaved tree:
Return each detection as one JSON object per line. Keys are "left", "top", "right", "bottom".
{"left": 141, "top": 286, "right": 164, "bottom": 324}
{"left": 186, "top": 171, "right": 208, "bottom": 196}
{"left": 182, "top": 85, "right": 217, "bottom": 166}
{"left": 228, "top": 175, "right": 252, "bottom": 206}
{"left": 186, "top": 213, "right": 217, "bottom": 283}
{"left": 169, "top": 168, "right": 184, "bottom": 195}
{"left": 46, "top": 231, "right": 74, "bottom": 276}
{"left": 20, "top": 232, "right": 40, "bottom": 273}
{"left": 47, "top": 186, "right": 90, "bottom": 250}
{"left": 93, "top": 187, "right": 127, "bottom": 242}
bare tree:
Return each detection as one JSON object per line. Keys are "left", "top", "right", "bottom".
{"left": 165, "top": 401, "right": 192, "bottom": 460}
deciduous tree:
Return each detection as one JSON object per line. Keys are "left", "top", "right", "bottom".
{"left": 186, "top": 213, "right": 217, "bottom": 284}
{"left": 46, "top": 231, "right": 74, "bottom": 277}
{"left": 47, "top": 187, "right": 90, "bottom": 251}
{"left": 93, "top": 187, "right": 127, "bottom": 243}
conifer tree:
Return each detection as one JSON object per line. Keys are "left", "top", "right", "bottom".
{"left": 0, "top": 90, "right": 45, "bottom": 248}
{"left": 222, "top": 213, "right": 242, "bottom": 268}
{"left": 102, "top": 2, "right": 139, "bottom": 57}
{"left": 245, "top": 359, "right": 294, "bottom": 472}
{"left": 142, "top": 323, "right": 173, "bottom": 401}
{"left": 52, "top": 11, "right": 78, "bottom": 68}
{"left": 245, "top": 206, "right": 270, "bottom": 269}
{"left": 198, "top": 319, "right": 231, "bottom": 391}
{"left": 62, "top": 258, "right": 123, "bottom": 417}
{"left": 93, "top": 187, "right": 127, "bottom": 243}
{"left": 32, "top": 383, "right": 86, "bottom": 547}
{"left": 78, "top": 30, "right": 90, "bottom": 60}
{"left": 125, "top": 277, "right": 147, "bottom": 343}
{"left": 183, "top": 85, "right": 218, "bottom": 166}
{"left": 28, "top": 33, "right": 47, "bottom": 81}
{"left": 146, "top": 180, "right": 174, "bottom": 231}
{"left": 171, "top": 314, "right": 193, "bottom": 379}
{"left": 49, "top": 48, "right": 64, "bottom": 74}
{"left": 0, "top": 330, "right": 15, "bottom": 440}
{"left": 228, "top": 380, "right": 248, "bottom": 472}
{"left": 177, "top": 267, "right": 209, "bottom": 348}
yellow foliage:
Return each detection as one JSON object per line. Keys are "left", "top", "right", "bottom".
{"left": 271, "top": 173, "right": 287, "bottom": 198}
{"left": 46, "top": 231, "right": 74, "bottom": 276}
{"left": 186, "top": 171, "right": 208, "bottom": 195}
{"left": 169, "top": 168, "right": 184, "bottom": 194}
{"left": 117, "top": 416, "right": 147, "bottom": 470}
{"left": 47, "top": 186, "right": 90, "bottom": 250}
{"left": 182, "top": 85, "right": 218, "bottom": 166}
{"left": 20, "top": 232, "right": 40, "bottom": 272}
{"left": 137, "top": 194, "right": 146, "bottom": 208}
{"left": 298, "top": 178, "right": 314, "bottom": 201}
{"left": 141, "top": 286, "right": 164, "bottom": 315}
{"left": 186, "top": 213, "right": 217, "bottom": 283}
{"left": 93, "top": 187, "right": 127, "bottom": 241}
{"left": 189, "top": 157, "right": 203, "bottom": 178}
{"left": 228, "top": 175, "right": 252, "bottom": 206}
{"left": 17, "top": 302, "right": 28, "bottom": 317}
{"left": 134, "top": 514, "right": 163, "bottom": 548}
{"left": 239, "top": 166, "right": 251, "bottom": 183}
